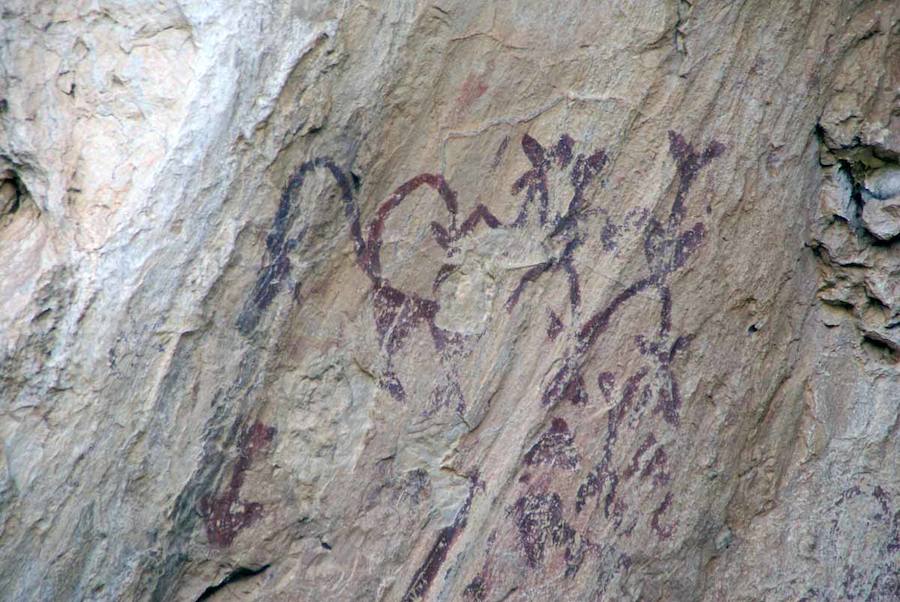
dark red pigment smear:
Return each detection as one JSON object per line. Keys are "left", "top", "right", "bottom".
{"left": 622, "top": 433, "right": 657, "bottom": 480}
{"left": 523, "top": 417, "right": 580, "bottom": 470}
{"left": 427, "top": 380, "right": 466, "bottom": 417}
{"left": 872, "top": 485, "right": 890, "bottom": 517}
{"left": 463, "top": 576, "right": 487, "bottom": 601}
{"left": 639, "top": 446, "right": 670, "bottom": 487}
{"left": 667, "top": 130, "right": 725, "bottom": 224}
{"left": 835, "top": 485, "right": 862, "bottom": 506}
{"left": 649, "top": 492, "right": 676, "bottom": 539}
{"left": 629, "top": 330, "right": 693, "bottom": 426}
{"left": 432, "top": 263, "right": 457, "bottom": 293}
{"left": 597, "top": 372, "right": 615, "bottom": 401}
{"left": 505, "top": 260, "right": 554, "bottom": 312}
{"left": 238, "top": 158, "right": 357, "bottom": 335}
{"left": 576, "top": 369, "right": 647, "bottom": 515}
{"left": 402, "top": 474, "right": 481, "bottom": 602}
{"left": 888, "top": 506, "right": 900, "bottom": 554}
{"left": 512, "top": 492, "right": 576, "bottom": 567}
{"left": 491, "top": 136, "right": 510, "bottom": 169}
{"left": 547, "top": 310, "right": 564, "bottom": 341}
{"left": 198, "top": 421, "right": 276, "bottom": 547}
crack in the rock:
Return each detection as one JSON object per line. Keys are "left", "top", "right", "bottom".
{"left": 195, "top": 564, "right": 270, "bottom": 601}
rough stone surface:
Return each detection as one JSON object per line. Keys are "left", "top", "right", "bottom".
{"left": 0, "top": 2, "right": 898, "bottom": 601}
{"left": 862, "top": 196, "right": 900, "bottom": 241}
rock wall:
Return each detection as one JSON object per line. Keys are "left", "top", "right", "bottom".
{"left": 0, "top": 1, "right": 897, "bottom": 600}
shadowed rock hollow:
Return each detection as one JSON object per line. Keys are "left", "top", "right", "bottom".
{"left": 0, "top": 1, "right": 898, "bottom": 600}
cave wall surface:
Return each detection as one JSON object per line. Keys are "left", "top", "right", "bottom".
{"left": 0, "top": 1, "right": 898, "bottom": 600}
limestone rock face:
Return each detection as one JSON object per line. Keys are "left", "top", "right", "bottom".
{"left": 1, "top": 2, "right": 898, "bottom": 601}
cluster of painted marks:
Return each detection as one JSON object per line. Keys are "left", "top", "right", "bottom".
{"left": 239, "top": 158, "right": 499, "bottom": 406}
{"left": 571, "top": 365, "right": 677, "bottom": 541}
{"left": 239, "top": 130, "right": 726, "bottom": 592}
{"left": 198, "top": 421, "right": 276, "bottom": 547}
{"left": 829, "top": 484, "right": 900, "bottom": 600}
{"left": 460, "top": 530, "right": 506, "bottom": 602}
{"left": 240, "top": 131, "right": 617, "bottom": 413}
{"left": 504, "top": 134, "right": 608, "bottom": 314}
{"left": 401, "top": 473, "right": 483, "bottom": 602}
{"left": 541, "top": 133, "right": 723, "bottom": 541}
{"left": 522, "top": 417, "right": 580, "bottom": 471}
{"left": 457, "top": 131, "right": 726, "bottom": 599}
{"left": 512, "top": 492, "right": 577, "bottom": 571}
{"left": 543, "top": 131, "right": 725, "bottom": 414}
{"left": 242, "top": 131, "right": 721, "bottom": 410}
{"left": 500, "top": 469, "right": 633, "bottom": 597}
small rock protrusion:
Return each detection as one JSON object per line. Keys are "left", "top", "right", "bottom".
{"left": 861, "top": 198, "right": 900, "bottom": 241}
{"left": 714, "top": 527, "right": 733, "bottom": 551}
{"left": 860, "top": 165, "right": 900, "bottom": 241}
{"left": 862, "top": 166, "right": 900, "bottom": 201}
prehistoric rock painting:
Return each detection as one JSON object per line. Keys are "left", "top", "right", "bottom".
{"left": 241, "top": 130, "right": 720, "bottom": 408}
{"left": 485, "top": 133, "right": 724, "bottom": 598}
{"left": 401, "top": 473, "right": 483, "bottom": 602}
{"left": 238, "top": 130, "right": 724, "bottom": 594}
{"left": 198, "top": 421, "right": 276, "bottom": 547}
{"left": 542, "top": 131, "right": 725, "bottom": 415}
{"left": 823, "top": 483, "right": 900, "bottom": 600}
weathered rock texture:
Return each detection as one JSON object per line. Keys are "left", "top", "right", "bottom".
{"left": 1, "top": 1, "right": 898, "bottom": 600}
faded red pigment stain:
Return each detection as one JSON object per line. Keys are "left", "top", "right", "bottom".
{"left": 198, "top": 421, "right": 276, "bottom": 547}
{"left": 454, "top": 62, "right": 493, "bottom": 120}
{"left": 455, "top": 72, "right": 488, "bottom": 114}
